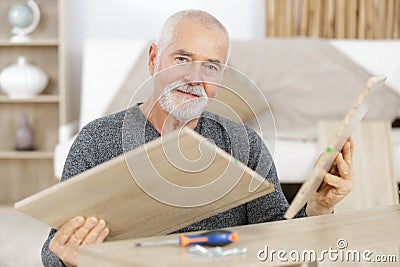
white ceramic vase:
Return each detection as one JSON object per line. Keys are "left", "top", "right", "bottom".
{"left": 0, "top": 56, "right": 49, "bottom": 99}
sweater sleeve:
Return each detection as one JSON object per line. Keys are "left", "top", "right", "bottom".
{"left": 41, "top": 125, "right": 100, "bottom": 267}
{"left": 245, "top": 129, "right": 306, "bottom": 223}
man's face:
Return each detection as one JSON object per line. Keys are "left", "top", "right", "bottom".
{"left": 149, "top": 19, "right": 228, "bottom": 121}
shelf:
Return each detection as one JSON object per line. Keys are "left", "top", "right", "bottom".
{"left": 0, "top": 95, "right": 59, "bottom": 103}
{"left": 0, "top": 151, "right": 53, "bottom": 159}
{"left": 0, "top": 39, "right": 59, "bottom": 47}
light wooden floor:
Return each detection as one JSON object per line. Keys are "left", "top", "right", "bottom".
{"left": 0, "top": 206, "right": 50, "bottom": 267}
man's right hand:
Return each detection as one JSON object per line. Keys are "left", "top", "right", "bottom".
{"left": 49, "top": 216, "right": 109, "bottom": 267}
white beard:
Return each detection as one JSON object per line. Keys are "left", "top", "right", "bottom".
{"left": 159, "top": 80, "right": 208, "bottom": 122}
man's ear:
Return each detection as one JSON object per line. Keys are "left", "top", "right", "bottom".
{"left": 148, "top": 43, "right": 157, "bottom": 76}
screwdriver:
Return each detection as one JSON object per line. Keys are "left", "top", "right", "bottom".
{"left": 135, "top": 230, "right": 238, "bottom": 248}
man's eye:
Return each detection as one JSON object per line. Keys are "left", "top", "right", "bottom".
{"left": 205, "top": 63, "right": 219, "bottom": 72}
{"left": 175, "top": 57, "right": 187, "bottom": 63}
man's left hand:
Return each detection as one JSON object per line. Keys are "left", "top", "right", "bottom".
{"left": 306, "top": 137, "right": 354, "bottom": 216}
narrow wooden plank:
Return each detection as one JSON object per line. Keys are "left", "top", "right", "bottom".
{"left": 347, "top": 0, "right": 358, "bottom": 38}
{"left": 0, "top": 39, "right": 59, "bottom": 46}
{"left": 345, "top": 0, "right": 349, "bottom": 38}
{"left": 289, "top": 0, "right": 301, "bottom": 36}
{"left": 286, "top": 0, "right": 293, "bottom": 37}
{"left": 275, "top": 0, "right": 282, "bottom": 36}
{"left": 0, "top": 95, "right": 59, "bottom": 103}
{"left": 285, "top": 76, "right": 386, "bottom": 219}
{"left": 358, "top": 0, "right": 367, "bottom": 38}
{"left": 378, "top": 0, "right": 387, "bottom": 38}
{"left": 327, "top": 0, "right": 335, "bottom": 38}
{"left": 0, "top": 151, "right": 53, "bottom": 159}
{"left": 322, "top": 0, "right": 331, "bottom": 37}
{"left": 386, "top": 0, "right": 395, "bottom": 38}
{"left": 373, "top": 0, "right": 384, "bottom": 38}
{"left": 335, "top": 0, "right": 346, "bottom": 38}
{"left": 300, "top": 0, "right": 310, "bottom": 35}
{"left": 322, "top": 0, "right": 328, "bottom": 37}
{"left": 319, "top": 121, "right": 399, "bottom": 213}
{"left": 278, "top": 0, "right": 289, "bottom": 37}
{"left": 278, "top": 0, "right": 285, "bottom": 37}
{"left": 266, "top": 0, "right": 275, "bottom": 36}
{"left": 15, "top": 128, "right": 274, "bottom": 241}
{"left": 365, "top": 0, "right": 375, "bottom": 38}
{"left": 308, "top": 0, "right": 315, "bottom": 37}
{"left": 394, "top": 0, "right": 400, "bottom": 38}
{"left": 308, "top": 0, "right": 321, "bottom": 37}
{"left": 317, "top": 0, "right": 323, "bottom": 36}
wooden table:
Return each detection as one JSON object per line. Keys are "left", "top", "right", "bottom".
{"left": 78, "top": 205, "right": 400, "bottom": 266}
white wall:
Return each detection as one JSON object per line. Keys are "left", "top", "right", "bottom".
{"left": 64, "top": 0, "right": 265, "bottom": 124}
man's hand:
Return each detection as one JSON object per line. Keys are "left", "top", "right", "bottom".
{"left": 306, "top": 137, "right": 354, "bottom": 216}
{"left": 49, "top": 216, "right": 109, "bottom": 267}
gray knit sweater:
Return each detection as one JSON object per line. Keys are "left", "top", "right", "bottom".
{"left": 41, "top": 104, "right": 305, "bottom": 266}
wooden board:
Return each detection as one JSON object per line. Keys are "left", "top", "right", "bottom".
{"left": 284, "top": 76, "right": 386, "bottom": 219}
{"left": 14, "top": 127, "right": 274, "bottom": 241}
{"left": 78, "top": 204, "right": 400, "bottom": 267}
{"left": 319, "top": 121, "right": 399, "bottom": 212}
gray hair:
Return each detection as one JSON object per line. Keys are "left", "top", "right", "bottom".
{"left": 154, "top": 9, "right": 231, "bottom": 72}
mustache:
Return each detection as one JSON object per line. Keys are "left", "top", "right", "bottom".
{"left": 164, "top": 81, "right": 207, "bottom": 98}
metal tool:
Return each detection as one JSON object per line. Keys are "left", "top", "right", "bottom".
{"left": 135, "top": 230, "right": 238, "bottom": 248}
{"left": 189, "top": 245, "right": 248, "bottom": 257}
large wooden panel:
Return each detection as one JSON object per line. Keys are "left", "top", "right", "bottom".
{"left": 15, "top": 127, "right": 274, "bottom": 241}
{"left": 78, "top": 205, "right": 400, "bottom": 267}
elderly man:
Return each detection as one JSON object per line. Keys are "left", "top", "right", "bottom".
{"left": 42, "top": 10, "right": 353, "bottom": 267}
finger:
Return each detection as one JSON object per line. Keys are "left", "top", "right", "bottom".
{"left": 324, "top": 173, "right": 346, "bottom": 189}
{"left": 336, "top": 153, "right": 350, "bottom": 179}
{"left": 329, "top": 160, "right": 338, "bottom": 175}
{"left": 82, "top": 219, "right": 106, "bottom": 245}
{"left": 317, "top": 179, "right": 331, "bottom": 193}
{"left": 342, "top": 141, "right": 352, "bottom": 164}
{"left": 55, "top": 216, "right": 85, "bottom": 246}
{"left": 67, "top": 217, "right": 98, "bottom": 247}
{"left": 349, "top": 136, "right": 355, "bottom": 159}
{"left": 95, "top": 227, "right": 110, "bottom": 243}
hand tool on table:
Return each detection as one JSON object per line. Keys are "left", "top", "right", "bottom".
{"left": 135, "top": 230, "right": 238, "bottom": 248}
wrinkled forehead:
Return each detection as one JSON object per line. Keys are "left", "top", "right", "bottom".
{"left": 162, "top": 19, "right": 229, "bottom": 63}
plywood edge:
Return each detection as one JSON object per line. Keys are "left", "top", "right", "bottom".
{"left": 284, "top": 76, "right": 387, "bottom": 219}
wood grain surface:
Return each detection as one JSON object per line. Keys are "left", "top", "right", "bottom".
{"left": 15, "top": 127, "right": 274, "bottom": 241}
{"left": 78, "top": 204, "right": 400, "bottom": 267}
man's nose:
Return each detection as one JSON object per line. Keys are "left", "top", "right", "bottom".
{"left": 184, "top": 64, "right": 203, "bottom": 85}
